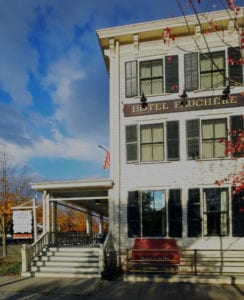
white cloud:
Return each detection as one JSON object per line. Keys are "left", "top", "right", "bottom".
{"left": 0, "top": 135, "right": 101, "bottom": 165}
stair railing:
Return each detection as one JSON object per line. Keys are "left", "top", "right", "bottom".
{"left": 21, "top": 231, "right": 50, "bottom": 274}
{"left": 100, "top": 231, "right": 117, "bottom": 277}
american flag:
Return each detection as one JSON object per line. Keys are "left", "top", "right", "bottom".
{"left": 103, "top": 150, "right": 110, "bottom": 169}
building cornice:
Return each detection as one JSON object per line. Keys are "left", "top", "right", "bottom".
{"left": 96, "top": 8, "right": 244, "bottom": 48}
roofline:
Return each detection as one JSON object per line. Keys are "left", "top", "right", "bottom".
{"left": 31, "top": 178, "right": 114, "bottom": 191}
{"left": 97, "top": 8, "right": 243, "bottom": 38}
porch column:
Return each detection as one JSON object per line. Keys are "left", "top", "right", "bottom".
{"left": 46, "top": 193, "right": 50, "bottom": 232}
{"left": 42, "top": 190, "right": 47, "bottom": 232}
{"left": 51, "top": 201, "right": 57, "bottom": 244}
{"left": 86, "top": 212, "right": 92, "bottom": 235}
{"left": 98, "top": 215, "right": 103, "bottom": 234}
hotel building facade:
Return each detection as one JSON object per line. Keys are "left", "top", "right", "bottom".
{"left": 96, "top": 8, "right": 244, "bottom": 266}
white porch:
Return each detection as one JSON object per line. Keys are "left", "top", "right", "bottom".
{"left": 21, "top": 178, "right": 117, "bottom": 278}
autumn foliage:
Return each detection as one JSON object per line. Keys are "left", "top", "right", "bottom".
{"left": 215, "top": 119, "right": 244, "bottom": 195}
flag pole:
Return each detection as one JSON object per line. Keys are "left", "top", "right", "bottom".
{"left": 98, "top": 145, "right": 108, "bottom": 152}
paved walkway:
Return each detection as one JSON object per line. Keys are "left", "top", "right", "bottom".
{"left": 0, "top": 275, "right": 243, "bottom": 300}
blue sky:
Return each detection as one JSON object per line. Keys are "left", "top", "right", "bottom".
{"left": 0, "top": 0, "right": 242, "bottom": 181}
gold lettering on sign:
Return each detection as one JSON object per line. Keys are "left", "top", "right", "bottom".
{"left": 213, "top": 97, "right": 220, "bottom": 105}
{"left": 174, "top": 101, "right": 180, "bottom": 109}
{"left": 230, "top": 96, "right": 238, "bottom": 103}
{"left": 204, "top": 98, "right": 212, "bottom": 106}
{"left": 132, "top": 105, "right": 140, "bottom": 113}
{"left": 196, "top": 99, "right": 203, "bottom": 106}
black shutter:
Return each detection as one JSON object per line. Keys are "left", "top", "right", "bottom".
{"left": 186, "top": 119, "right": 200, "bottom": 159}
{"left": 232, "top": 189, "right": 244, "bottom": 237}
{"left": 165, "top": 55, "right": 179, "bottom": 93}
{"left": 168, "top": 189, "right": 182, "bottom": 237}
{"left": 184, "top": 53, "right": 199, "bottom": 91}
{"left": 228, "top": 47, "right": 243, "bottom": 85}
{"left": 188, "top": 189, "right": 202, "bottom": 237}
{"left": 126, "top": 125, "right": 138, "bottom": 162}
{"left": 230, "top": 115, "right": 244, "bottom": 157}
{"left": 125, "top": 60, "right": 138, "bottom": 97}
{"left": 167, "top": 121, "right": 179, "bottom": 160}
{"left": 127, "top": 191, "right": 140, "bottom": 237}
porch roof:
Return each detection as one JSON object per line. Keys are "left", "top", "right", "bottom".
{"left": 31, "top": 178, "right": 114, "bottom": 218}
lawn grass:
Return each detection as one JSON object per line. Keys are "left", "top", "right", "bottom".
{"left": 0, "top": 244, "right": 22, "bottom": 276}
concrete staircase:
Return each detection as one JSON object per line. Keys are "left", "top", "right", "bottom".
{"left": 31, "top": 246, "right": 103, "bottom": 278}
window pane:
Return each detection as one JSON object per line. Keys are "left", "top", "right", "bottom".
{"left": 215, "top": 142, "right": 225, "bottom": 157}
{"left": 213, "top": 72, "right": 225, "bottom": 88}
{"left": 153, "top": 144, "right": 164, "bottom": 161}
{"left": 202, "top": 141, "right": 213, "bottom": 158}
{"left": 141, "top": 80, "right": 151, "bottom": 95}
{"left": 213, "top": 52, "right": 225, "bottom": 70}
{"left": 152, "top": 61, "right": 162, "bottom": 77}
{"left": 200, "top": 55, "right": 211, "bottom": 71}
{"left": 215, "top": 120, "right": 226, "bottom": 138}
{"left": 141, "top": 144, "right": 152, "bottom": 161}
{"left": 153, "top": 125, "right": 164, "bottom": 142}
{"left": 141, "top": 126, "right": 152, "bottom": 143}
{"left": 201, "top": 73, "right": 212, "bottom": 90}
{"left": 152, "top": 78, "right": 163, "bottom": 94}
{"left": 202, "top": 121, "right": 213, "bottom": 138}
{"left": 141, "top": 62, "right": 151, "bottom": 78}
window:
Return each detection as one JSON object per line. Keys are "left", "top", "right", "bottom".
{"left": 186, "top": 119, "right": 200, "bottom": 159}
{"left": 203, "top": 188, "right": 229, "bottom": 236}
{"left": 202, "top": 119, "right": 227, "bottom": 158}
{"left": 140, "top": 60, "right": 163, "bottom": 95}
{"left": 142, "top": 191, "right": 166, "bottom": 236}
{"left": 232, "top": 189, "right": 244, "bottom": 237}
{"left": 168, "top": 190, "right": 182, "bottom": 237}
{"left": 126, "top": 122, "right": 179, "bottom": 163}
{"left": 188, "top": 189, "right": 202, "bottom": 237}
{"left": 200, "top": 51, "right": 225, "bottom": 90}
{"left": 140, "top": 124, "right": 164, "bottom": 162}
{"left": 125, "top": 56, "right": 179, "bottom": 97}
{"left": 185, "top": 50, "right": 241, "bottom": 92}
{"left": 127, "top": 190, "right": 166, "bottom": 237}
{"left": 126, "top": 125, "right": 138, "bottom": 162}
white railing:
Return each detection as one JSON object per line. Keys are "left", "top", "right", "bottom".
{"left": 21, "top": 232, "right": 49, "bottom": 275}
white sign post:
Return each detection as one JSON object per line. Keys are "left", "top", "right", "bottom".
{"left": 12, "top": 198, "right": 38, "bottom": 242}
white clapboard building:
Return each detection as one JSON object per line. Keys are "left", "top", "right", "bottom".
{"left": 26, "top": 8, "right": 244, "bottom": 278}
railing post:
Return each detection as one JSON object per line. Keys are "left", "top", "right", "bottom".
{"left": 21, "top": 244, "right": 31, "bottom": 275}
{"left": 194, "top": 249, "right": 198, "bottom": 275}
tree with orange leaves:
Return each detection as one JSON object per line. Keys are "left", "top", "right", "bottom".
{"left": 0, "top": 147, "right": 35, "bottom": 257}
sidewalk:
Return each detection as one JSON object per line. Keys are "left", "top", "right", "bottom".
{"left": 0, "top": 275, "right": 243, "bottom": 300}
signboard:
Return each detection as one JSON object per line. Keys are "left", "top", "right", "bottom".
{"left": 123, "top": 93, "right": 244, "bottom": 117}
{"left": 13, "top": 210, "right": 32, "bottom": 236}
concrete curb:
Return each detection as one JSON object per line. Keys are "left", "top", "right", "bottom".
{"left": 123, "top": 273, "right": 244, "bottom": 285}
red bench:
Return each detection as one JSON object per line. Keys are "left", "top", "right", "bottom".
{"left": 130, "top": 238, "right": 180, "bottom": 265}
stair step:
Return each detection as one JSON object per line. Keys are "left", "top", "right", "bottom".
{"left": 48, "top": 247, "right": 100, "bottom": 252}
{"left": 31, "top": 246, "right": 102, "bottom": 279}
{"left": 41, "top": 251, "right": 99, "bottom": 257}
{"left": 34, "top": 272, "right": 101, "bottom": 278}
{"left": 31, "top": 266, "right": 100, "bottom": 273}
{"left": 34, "top": 256, "right": 99, "bottom": 262}
{"left": 34, "top": 261, "right": 99, "bottom": 267}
